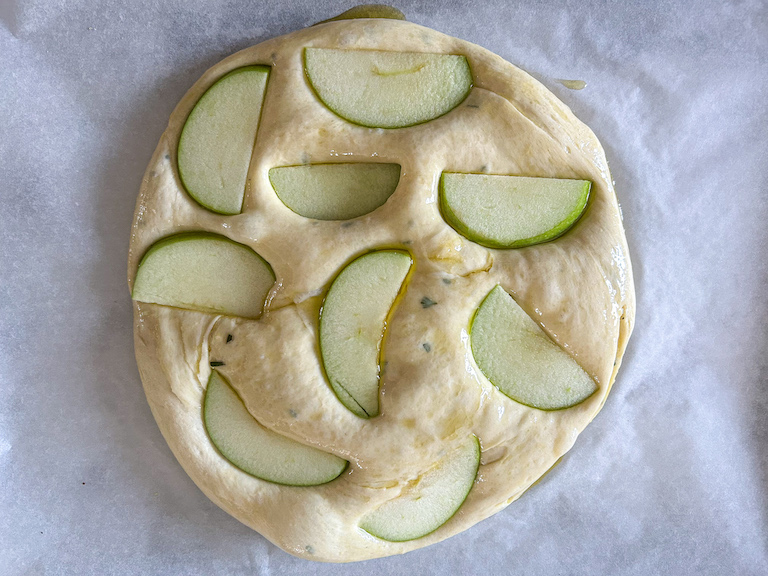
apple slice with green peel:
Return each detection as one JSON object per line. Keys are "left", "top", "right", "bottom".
{"left": 178, "top": 66, "right": 269, "bottom": 214}
{"left": 471, "top": 286, "right": 597, "bottom": 410}
{"left": 314, "top": 4, "right": 406, "bottom": 25}
{"left": 132, "top": 233, "right": 274, "bottom": 318}
{"left": 360, "top": 436, "right": 480, "bottom": 542}
{"left": 440, "top": 173, "right": 591, "bottom": 249}
{"left": 320, "top": 250, "right": 412, "bottom": 418}
{"left": 204, "top": 371, "right": 348, "bottom": 486}
{"left": 269, "top": 163, "right": 401, "bottom": 220}
{"left": 304, "top": 48, "right": 472, "bottom": 129}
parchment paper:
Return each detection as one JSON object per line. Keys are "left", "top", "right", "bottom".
{"left": 1, "top": 0, "right": 766, "bottom": 574}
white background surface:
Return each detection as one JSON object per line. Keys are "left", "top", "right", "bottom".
{"left": 1, "top": 0, "right": 767, "bottom": 574}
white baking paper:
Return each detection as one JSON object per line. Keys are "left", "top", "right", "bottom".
{"left": 1, "top": 0, "right": 766, "bottom": 574}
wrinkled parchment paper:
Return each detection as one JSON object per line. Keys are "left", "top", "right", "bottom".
{"left": 1, "top": 0, "right": 766, "bottom": 574}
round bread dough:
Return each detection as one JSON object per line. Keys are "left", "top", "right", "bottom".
{"left": 128, "top": 16, "right": 635, "bottom": 562}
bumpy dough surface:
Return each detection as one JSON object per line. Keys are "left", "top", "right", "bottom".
{"left": 128, "top": 18, "right": 635, "bottom": 562}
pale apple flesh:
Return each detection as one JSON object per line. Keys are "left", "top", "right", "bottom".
{"left": 359, "top": 436, "right": 480, "bottom": 542}
{"left": 471, "top": 286, "right": 597, "bottom": 410}
{"left": 319, "top": 250, "right": 412, "bottom": 418}
{"left": 177, "top": 66, "right": 269, "bottom": 214}
{"left": 204, "top": 371, "right": 348, "bottom": 486}
{"left": 269, "top": 163, "right": 401, "bottom": 220}
{"left": 440, "top": 173, "right": 591, "bottom": 249}
{"left": 131, "top": 233, "right": 274, "bottom": 318}
{"left": 304, "top": 48, "right": 472, "bottom": 129}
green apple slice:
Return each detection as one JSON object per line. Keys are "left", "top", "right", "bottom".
{"left": 132, "top": 233, "right": 274, "bottom": 318}
{"left": 204, "top": 371, "right": 348, "bottom": 486}
{"left": 269, "top": 163, "right": 400, "bottom": 220}
{"left": 178, "top": 66, "right": 269, "bottom": 214}
{"left": 440, "top": 173, "right": 591, "bottom": 248}
{"left": 314, "top": 4, "right": 406, "bottom": 24}
{"left": 320, "top": 250, "right": 412, "bottom": 418}
{"left": 360, "top": 436, "right": 480, "bottom": 542}
{"left": 304, "top": 48, "right": 472, "bottom": 128}
{"left": 471, "top": 286, "right": 597, "bottom": 410}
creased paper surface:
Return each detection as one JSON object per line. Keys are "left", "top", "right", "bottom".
{"left": 1, "top": 0, "right": 766, "bottom": 574}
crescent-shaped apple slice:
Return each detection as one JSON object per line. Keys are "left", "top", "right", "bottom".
{"left": 304, "top": 48, "right": 472, "bottom": 128}
{"left": 269, "top": 163, "right": 401, "bottom": 220}
{"left": 360, "top": 436, "right": 480, "bottom": 542}
{"left": 204, "top": 371, "right": 348, "bottom": 486}
{"left": 320, "top": 250, "right": 412, "bottom": 418}
{"left": 440, "top": 173, "right": 591, "bottom": 249}
{"left": 131, "top": 233, "right": 274, "bottom": 318}
{"left": 471, "top": 285, "right": 597, "bottom": 410}
{"left": 178, "top": 66, "right": 269, "bottom": 214}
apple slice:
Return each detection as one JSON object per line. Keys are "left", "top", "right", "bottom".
{"left": 204, "top": 371, "right": 348, "bottom": 486}
{"left": 440, "top": 173, "right": 591, "bottom": 248}
{"left": 314, "top": 4, "right": 406, "bottom": 24}
{"left": 178, "top": 66, "right": 269, "bottom": 214}
{"left": 131, "top": 233, "right": 274, "bottom": 318}
{"left": 320, "top": 250, "right": 412, "bottom": 418}
{"left": 471, "top": 286, "right": 597, "bottom": 410}
{"left": 269, "top": 163, "right": 400, "bottom": 220}
{"left": 304, "top": 48, "right": 472, "bottom": 128}
{"left": 360, "top": 436, "right": 480, "bottom": 542}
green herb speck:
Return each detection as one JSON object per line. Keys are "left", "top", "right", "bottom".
{"left": 423, "top": 343, "right": 432, "bottom": 352}
{"left": 442, "top": 278, "right": 452, "bottom": 285}
{"left": 288, "top": 409, "right": 298, "bottom": 418}
{"left": 421, "top": 297, "right": 437, "bottom": 308}
{"left": 210, "top": 361, "right": 225, "bottom": 367}
{"left": 226, "top": 334, "right": 233, "bottom": 343}
{"left": 305, "top": 545, "right": 314, "bottom": 554}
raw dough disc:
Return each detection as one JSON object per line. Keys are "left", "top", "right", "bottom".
{"left": 128, "top": 16, "right": 635, "bottom": 562}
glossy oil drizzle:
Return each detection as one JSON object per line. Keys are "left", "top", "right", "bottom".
{"left": 557, "top": 79, "right": 587, "bottom": 90}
